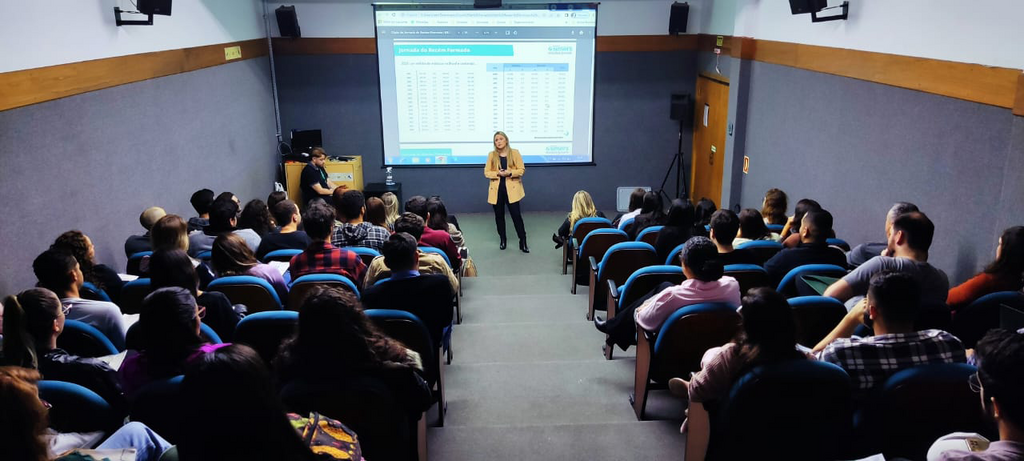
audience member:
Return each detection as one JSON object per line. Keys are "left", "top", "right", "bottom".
{"left": 815, "top": 272, "right": 965, "bottom": 397}
{"left": 596, "top": 236, "right": 740, "bottom": 352}
{"left": 216, "top": 191, "right": 240, "bottom": 206}
{"left": 427, "top": 196, "right": 466, "bottom": 248}
{"left": 211, "top": 233, "right": 288, "bottom": 303}
{"left": 406, "top": 195, "right": 461, "bottom": 268}
{"left": 363, "top": 213, "right": 459, "bottom": 292}
{"left": 361, "top": 233, "right": 454, "bottom": 346}
{"left": 761, "top": 188, "right": 789, "bottom": 226}
{"left": 331, "top": 189, "right": 389, "bottom": 252}
{"left": 189, "top": 197, "right": 261, "bottom": 257}
{"left": 381, "top": 192, "right": 400, "bottom": 231}
{"left": 554, "top": 190, "right": 605, "bottom": 249}
{"left": 654, "top": 198, "right": 697, "bottom": 264}
{"left": 763, "top": 209, "right": 848, "bottom": 286}
{"left": 847, "top": 202, "right": 920, "bottom": 268}
{"left": 51, "top": 230, "right": 124, "bottom": 304}
{"left": 364, "top": 196, "right": 390, "bottom": 230}
{"left": 188, "top": 188, "right": 215, "bottom": 233}
{"left": 33, "top": 249, "right": 130, "bottom": 350}
{"left": 626, "top": 191, "right": 668, "bottom": 241}
{"left": 266, "top": 190, "right": 288, "bottom": 211}
{"left": 125, "top": 206, "right": 166, "bottom": 257}
{"left": 780, "top": 198, "right": 823, "bottom": 248}
{"left": 255, "top": 200, "right": 312, "bottom": 261}
{"left": 824, "top": 211, "right": 948, "bottom": 311}
{"left": 708, "top": 209, "right": 760, "bottom": 265}
{"left": 733, "top": 208, "right": 780, "bottom": 245}
{"left": 287, "top": 201, "right": 366, "bottom": 287}
{"left": 2, "top": 288, "right": 125, "bottom": 412}
{"left": 300, "top": 148, "right": 344, "bottom": 206}
{"left": 238, "top": 199, "right": 276, "bottom": 237}
{"left": 149, "top": 249, "right": 239, "bottom": 341}
{"left": 613, "top": 187, "right": 647, "bottom": 227}
{"left": 693, "top": 198, "right": 717, "bottom": 237}
{"left": 947, "top": 226, "right": 1024, "bottom": 315}
{"left": 146, "top": 214, "right": 215, "bottom": 288}
{"left": 178, "top": 343, "right": 362, "bottom": 460}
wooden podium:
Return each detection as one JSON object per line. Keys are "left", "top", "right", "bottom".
{"left": 284, "top": 157, "right": 363, "bottom": 207}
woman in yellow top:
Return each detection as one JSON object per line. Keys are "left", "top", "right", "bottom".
{"left": 485, "top": 131, "right": 528, "bottom": 252}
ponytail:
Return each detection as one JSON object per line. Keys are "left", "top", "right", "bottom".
{"left": 2, "top": 295, "right": 39, "bottom": 369}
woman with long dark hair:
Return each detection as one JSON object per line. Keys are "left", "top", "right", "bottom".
{"left": 653, "top": 198, "right": 696, "bottom": 263}
{"left": 148, "top": 249, "right": 240, "bottom": 340}
{"left": 761, "top": 188, "right": 788, "bottom": 226}
{"left": 693, "top": 198, "right": 717, "bottom": 237}
{"left": 211, "top": 232, "right": 288, "bottom": 303}
{"left": 626, "top": 191, "right": 668, "bottom": 240}
{"left": 51, "top": 230, "right": 124, "bottom": 303}
{"left": 239, "top": 199, "right": 276, "bottom": 237}
{"left": 948, "top": 226, "right": 1024, "bottom": 314}
{"left": 734, "top": 208, "right": 780, "bottom": 245}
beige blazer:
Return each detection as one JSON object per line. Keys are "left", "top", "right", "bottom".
{"left": 485, "top": 149, "right": 525, "bottom": 205}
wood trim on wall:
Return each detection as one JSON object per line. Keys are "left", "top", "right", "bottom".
{"left": 0, "top": 39, "right": 268, "bottom": 112}
{"left": 595, "top": 35, "right": 697, "bottom": 52}
{"left": 1015, "top": 73, "right": 1024, "bottom": 117}
{"left": 271, "top": 37, "right": 377, "bottom": 55}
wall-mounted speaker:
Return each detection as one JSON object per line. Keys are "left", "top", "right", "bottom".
{"left": 789, "top": 0, "right": 827, "bottom": 14}
{"left": 276, "top": 6, "right": 301, "bottom": 38}
{"left": 669, "top": 2, "right": 689, "bottom": 35}
{"left": 137, "top": 0, "right": 172, "bottom": 16}
{"left": 670, "top": 93, "right": 694, "bottom": 127}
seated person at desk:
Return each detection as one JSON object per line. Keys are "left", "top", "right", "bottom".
{"left": 300, "top": 147, "right": 346, "bottom": 206}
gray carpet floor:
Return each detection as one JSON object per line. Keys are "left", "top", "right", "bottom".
{"left": 426, "top": 212, "right": 686, "bottom": 459}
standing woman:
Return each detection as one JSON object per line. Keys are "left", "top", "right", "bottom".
{"left": 485, "top": 131, "right": 529, "bottom": 252}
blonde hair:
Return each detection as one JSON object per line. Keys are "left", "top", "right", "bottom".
{"left": 568, "top": 190, "right": 598, "bottom": 230}
{"left": 381, "top": 192, "right": 399, "bottom": 229}
{"left": 151, "top": 215, "right": 190, "bottom": 252}
{"left": 493, "top": 131, "right": 510, "bottom": 155}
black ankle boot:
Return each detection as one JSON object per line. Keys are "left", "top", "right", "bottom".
{"left": 552, "top": 233, "right": 564, "bottom": 249}
{"left": 520, "top": 239, "right": 530, "bottom": 253}
{"left": 499, "top": 239, "right": 507, "bottom": 250}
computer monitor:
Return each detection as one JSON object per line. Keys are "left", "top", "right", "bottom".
{"left": 290, "top": 129, "right": 323, "bottom": 156}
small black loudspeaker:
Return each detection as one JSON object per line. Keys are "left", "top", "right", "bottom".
{"left": 474, "top": 0, "right": 502, "bottom": 8}
{"left": 276, "top": 6, "right": 301, "bottom": 38}
{"left": 789, "top": 0, "right": 827, "bottom": 14}
{"left": 137, "top": 0, "right": 172, "bottom": 16}
{"left": 670, "top": 93, "right": 694, "bottom": 126}
{"left": 669, "top": 2, "right": 689, "bottom": 35}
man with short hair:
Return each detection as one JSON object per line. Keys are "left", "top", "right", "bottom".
{"left": 300, "top": 148, "right": 345, "bottom": 206}
{"left": 187, "top": 189, "right": 215, "bottom": 234}
{"left": 188, "top": 197, "right": 261, "bottom": 257}
{"left": 824, "top": 211, "right": 948, "bottom": 311}
{"left": 361, "top": 232, "right": 454, "bottom": 346}
{"left": 124, "top": 207, "right": 166, "bottom": 257}
{"left": 847, "top": 202, "right": 920, "bottom": 268}
{"left": 255, "top": 200, "right": 312, "bottom": 261}
{"left": 287, "top": 201, "right": 366, "bottom": 287}
{"left": 708, "top": 209, "right": 759, "bottom": 265}
{"left": 764, "top": 209, "right": 848, "bottom": 286}
{"left": 405, "top": 195, "right": 461, "bottom": 269}
{"left": 815, "top": 271, "right": 965, "bottom": 397}
{"left": 33, "top": 249, "right": 133, "bottom": 350}
{"left": 363, "top": 212, "right": 459, "bottom": 292}
{"left": 331, "top": 189, "right": 389, "bottom": 251}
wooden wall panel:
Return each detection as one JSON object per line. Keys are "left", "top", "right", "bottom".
{"left": 271, "top": 37, "right": 377, "bottom": 55}
{"left": 595, "top": 35, "right": 697, "bottom": 52}
{"left": 1015, "top": 73, "right": 1024, "bottom": 117}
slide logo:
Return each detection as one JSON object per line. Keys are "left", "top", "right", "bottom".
{"left": 547, "top": 45, "right": 572, "bottom": 55}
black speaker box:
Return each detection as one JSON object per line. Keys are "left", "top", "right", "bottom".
{"left": 669, "top": 2, "right": 689, "bottom": 35}
{"left": 670, "top": 93, "right": 693, "bottom": 126}
{"left": 137, "top": 0, "right": 172, "bottom": 16}
{"left": 276, "top": 6, "right": 301, "bottom": 38}
{"left": 789, "top": 0, "right": 827, "bottom": 15}
{"left": 474, "top": 0, "right": 502, "bottom": 8}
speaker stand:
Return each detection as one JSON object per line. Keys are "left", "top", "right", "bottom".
{"left": 657, "top": 117, "right": 690, "bottom": 204}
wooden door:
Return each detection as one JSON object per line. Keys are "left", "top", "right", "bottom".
{"left": 691, "top": 75, "right": 729, "bottom": 208}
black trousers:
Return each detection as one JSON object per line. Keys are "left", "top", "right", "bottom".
{"left": 493, "top": 182, "right": 526, "bottom": 242}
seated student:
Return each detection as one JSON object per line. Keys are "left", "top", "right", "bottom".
{"left": 780, "top": 198, "right": 823, "bottom": 249}
{"left": 824, "top": 211, "right": 949, "bottom": 311}
{"left": 847, "top": 202, "right": 920, "bottom": 268}
{"left": 118, "top": 287, "right": 228, "bottom": 396}
{"left": 177, "top": 343, "right": 363, "bottom": 460}
{"left": 381, "top": 191, "right": 400, "bottom": 231}
{"left": 763, "top": 209, "right": 848, "bottom": 287}
{"left": 2, "top": 288, "right": 126, "bottom": 413}
{"left": 189, "top": 197, "right": 261, "bottom": 257}
{"left": 33, "top": 249, "right": 131, "bottom": 351}
{"left": 928, "top": 329, "right": 1024, "bottom": 461}
{"left": 51, "top": 230, "right": 124, "bottom": 304}
{"left": 613, "top": 187, "right": 647, "bottom": 228}
{"left": 364, "top": 213, "right": 459, "bottom": 293}
{"left": 266, "top": 190, "right": 288, "bottom": 212}
{"left": 0, "top": 367, "right": 172, "bottom": 461}
{"left": 693, "top": 198, "right": 717, "bottom": 237}
{"left": 287, "top": 201, "right": 366, "bottom": 287}
{"left": 145, "top": 214, "right": 216, "bottom": 288}
{"left": 365, "top": 196, "right": 390, "bottom": 231}
{"left": 187, "top": 188, "right": 214, "bottom": 234}
{"left": 595, "top": 236, "right": 741, "bottom": 352}
{"left": 149, "top": 249, "right": 239, "bottom": 342}
{"left": 626, "top": 191, "right": 668, "bottom": 241}
{"left": 405, "top": 195, "right": 461, "bottom": 269}
{"left": 238, "top": 199, "right": 276, "bottom": 238}
{"left": 708, "top": 209, "right": 760, "bottom": 266}
{"left": 669, "top": 288, "right": 808, "bottom": 459}
{"left": 125, "top": 206, "right": 166, "bottom": 258}
{"left": 947, "top": 226, "right": 1024, "bottom": 315}
{"left": 211, "top": 233, "right": 288, "bottom": 304}
{"left": 361, "top": 233, "right": 454, "bottom": 347}
{"left": 654, "top": 199, "right": 697, "bottom": 264}
{"left": 427, "top": 196, "right": 466, "bottom": 249}
{"left": 255, "top": 200, "right": 312, "bottom": 261}
{"left": 733, "top": 208, "right": 781, "bottom": 246}
{"left": 553, "top": 190, "right": 605, "bottom": 249}
{"left": 815, "top": 272, "right": 966, "bottom": 398}
{"left": 761, "top": 188, "right": 789, "bottom": 226}
{"left": 331, "top": 189, "right": 389, "bottom": 252}
{"left": 216, "top": 191, "right": 240, "bottom": 207}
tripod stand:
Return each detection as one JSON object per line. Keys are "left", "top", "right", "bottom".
{"left": 657, "top": 116, "right": 690, "bottom": 205}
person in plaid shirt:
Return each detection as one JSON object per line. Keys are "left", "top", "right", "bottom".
{"left": 288, "top": 201, "right": 366, "bottom": 288}
{"left": 815, "top": 271, "right": 965, "bottom": 396}
{"left": 330, "top": 189, "right": 390, "bottom": 252}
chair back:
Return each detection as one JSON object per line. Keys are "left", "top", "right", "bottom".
{"left": 714, "top": 360, "right": 853, "bottom": 460}
{"left": 916, "top": 303, "right": 953, "bottom": 332}
{"left": 289, "top": 273, "right": 361, "bottom": 309}
{"left": 722, "top": 264, "right": 770, "bottom": 296}
{"left": 766, "top": 224, "right": 785, "bottom": 233}
{"left": 575, "top": 229, "right": 628, "bottom": 285}
{"left": 129, "top": 375, "right": 186, "bottom": 443}
{"left": 119, "top": 278, "right": 153, "bottom": 314}
{"left": 617, "top": 265, "right": 685, "bottom": 311}
{"left": 38, "top": 380, "right": 121, "bottom": 433}
{"left": 207, "top": 275, "right": 283, "bottom": 313}
{"left": 572, "top": 217, "right": 613, "bottom": 241}
{"left": 261, "top": 249, "right": 302, "bottom": 263}
{"left": 591, "top": 242, "right": 658, "bottom": 318}
{"left": 195, "top": 250, "right": 212, "bottom": 262}
{"left": 126, "top": 251, "right": 152, "bottom": 276}
{"left": 347, "top": 247, "right": 382, "bottom": 267}
{"left": 826, "top": 238, "right": 851, "bottom": 252}
{"left": 365, "top": 309, "right": 438, "bottom": 386}
{"left": 651, "top": 302, "right": 740, "bottom": 382}
{"left": 125, "top": 321, "right": 222, "bottom": 351}
{"left": 776, "top": 264, "right": 848, "bottom": 298}
{"left": 375, "top": 277, "right": 392, "bottom": 286}
{"left": 618, "top": 217, "right": 635, "bottom": 231}
{"left": 57, "top": 319, "right": 121, "bottom": 356}
{"left": 788, "top": 296, "right": 847, "bottom": 347}
{"left": 665, "top": 243, "right": 686, "bottom": 266}
{"left": 735, "top": 240, "right": 784, "bottom": 265}
{"left": 636, "top": 225, "right": 663, "bottom": 246}
{"left": 952, "top": 291, "right": 1024, "bottom": 348}
{"left": 233, "top": 311, "right": 299, "bottom": 365}
{"left": 419, "top": 246, "right": 452, "bottom": 268}
{"left": 80, "top": 282, "right": 113, "bottom": 303}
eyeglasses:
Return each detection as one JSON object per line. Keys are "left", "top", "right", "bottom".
{"left": 194, "top": 305, "right": 207, "bottom": 320}
{"left": 968, "top": 372, "right": 983, "bottom": 393}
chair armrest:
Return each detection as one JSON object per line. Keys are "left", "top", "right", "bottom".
{"left": 607, "top": 280, "right": 620, "bottom": 319}
{"left": 588, "top": 256, "right": 599, "bottom": 274}
{"left": 607, "top": 280, "right": 619, "bottom": 301}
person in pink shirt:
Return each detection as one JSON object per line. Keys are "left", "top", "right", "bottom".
{"left": 596, "top": 236, "right": 741, "bottom": 352}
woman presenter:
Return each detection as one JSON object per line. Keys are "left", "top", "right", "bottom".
{"left": 485, "top": 131, "right": 528, "bottom": 253}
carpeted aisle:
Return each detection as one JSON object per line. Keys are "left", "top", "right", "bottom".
{"left": 427, "top": 212, "right": 686, "bottom": 459}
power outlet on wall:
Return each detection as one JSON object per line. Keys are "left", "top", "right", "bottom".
{"left": 224, "top": 46, "right": 242, "bottom": 61}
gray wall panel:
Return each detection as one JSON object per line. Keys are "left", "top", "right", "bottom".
{"left": 0, "top": 58, "right": 277, "bottom": 297}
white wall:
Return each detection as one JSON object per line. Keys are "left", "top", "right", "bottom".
{"left": 1, "top": 0, "right": 267, "bottom": 73}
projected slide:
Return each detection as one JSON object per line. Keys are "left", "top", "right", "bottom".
{"left": 375, "top": 6, "right": 597, "bottom": 166}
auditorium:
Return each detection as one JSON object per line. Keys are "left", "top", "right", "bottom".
{"left": 1, "top": 0, "right": 1023, "bottom": 459}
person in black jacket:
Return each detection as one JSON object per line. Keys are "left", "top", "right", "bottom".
{"left": 763, "top": 209, "right": 847, "bottom": 287}
{"left": 654, "top": 199, "right": 697, "bottom": 264}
